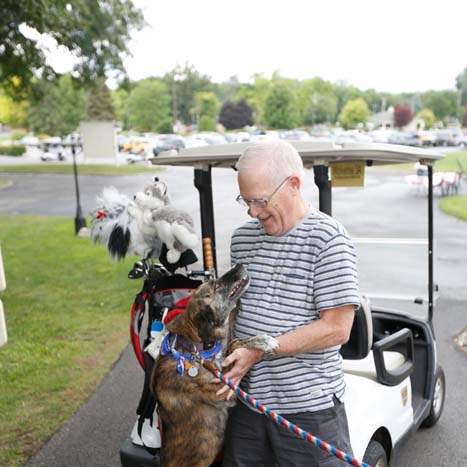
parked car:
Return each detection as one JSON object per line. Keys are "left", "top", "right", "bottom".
{"left": 434, "top": 129, "right": 465, "bottom": 147}
{"left": 418, "top": 131, "right": 437, "bottom": 147}
{"left": 388, "top": 131, "right": 421, "bottom": 147}
{"left": 40, "top": 138, "right": 66, "bottom": 161}
{"left": 151, "top": 135, "right": 185, "bottom": 156}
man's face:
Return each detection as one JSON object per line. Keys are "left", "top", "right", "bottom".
{"left": 238, "top": 170, "right": 297, "bottom": 236}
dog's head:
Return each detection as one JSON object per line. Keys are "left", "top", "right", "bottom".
{"left": 134, "top": 178, "right": 169, "bottom": 210}
{"left": 167, "top": 263, "right": 249, "bottom": 346}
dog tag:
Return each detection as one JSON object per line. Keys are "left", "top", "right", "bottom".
{"left": 188, "top": 365, "right": 199, "bottom": 377}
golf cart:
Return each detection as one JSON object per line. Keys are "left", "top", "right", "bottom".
{"left": 120, "top": 141, "right": 445, "bottom": 467}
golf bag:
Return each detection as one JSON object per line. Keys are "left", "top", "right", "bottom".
{"left": 129, "top": 262, "right": 201, "bottom": 453}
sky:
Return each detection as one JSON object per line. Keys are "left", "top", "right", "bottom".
{"left": 47, "top": 0, "right": 466, "bottom": 94}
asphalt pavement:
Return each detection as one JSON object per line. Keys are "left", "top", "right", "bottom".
{"left": 1, "top": 164, "right": 466, "bottom": 466}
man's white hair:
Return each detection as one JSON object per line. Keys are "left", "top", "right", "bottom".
{"left": 236, "top": 141, "right": 306, "bottom": 187}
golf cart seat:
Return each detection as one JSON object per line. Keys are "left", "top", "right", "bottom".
{"left": 341, "top": 297, "right": 414, "bottom": 386}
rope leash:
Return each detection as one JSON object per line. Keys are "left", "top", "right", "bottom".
{"left": 209, "top": 366, "right": 372, "bottom": 467}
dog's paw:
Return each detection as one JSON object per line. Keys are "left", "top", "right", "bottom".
{"left": 245, "top": 334, "right": 279, "bottom": 353}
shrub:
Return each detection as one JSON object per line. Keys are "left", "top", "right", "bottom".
{"left": 11, "top": 129, "right": 27, "bottom": 140}
{"left": 156, "top": 118, "right": 173, "bottom": 134}
{"left": 0, "top": 145, "right": 26, "bottom": 156}
{"left": 198, "top": 115, "right": 216, "bottom": 131}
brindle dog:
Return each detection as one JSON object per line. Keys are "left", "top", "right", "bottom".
{"left": 150, "top": 263, "right": 278, "bottom": 467}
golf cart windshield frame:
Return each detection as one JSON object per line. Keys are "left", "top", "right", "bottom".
{"left": 150, "top": 141, "right": 442, "bottom": 326}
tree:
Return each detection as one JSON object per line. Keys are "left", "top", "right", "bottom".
{"left": 421, "top": 90, "right": 461, "bottom": 122}
{"left": 339, "top": 98, "right": 370, "bottom": 129}
{"left": 126, "top": 79, "right": 171, "bottom": 132}
{"left": 417, "top": 109, "right": 435, "bottom": 129}
{"left": 193, "top": 91, "right": 220, "bottom": 121}
{"left": 112, "top": 88, "right": 130, "bottom": 128}
{"left": 0, "top": 1, "right": 144, "bottom": 96}
{"left": 393, "top": 104, "right": 413, "bottom": 128}
{"left": 455, "top": 68, "right": 467, "bottom": 126}
{"left": 86, "top": 79, "right": 116, "bottom": 120}
{"left": 156, "top": 118, "right": 173, "bottom": 134}
{"left": 0, "top": 89, "right": 28, "bottom": 127}
{"left": 27, "top": 75, "right": 86, "bottom": 135}
{"left": 163, "top": 64, "right": 213, "bottom": 124}
{"left": 218, "top": 99, "right": 254, "bottom": 130}
{"left": 198, "top": 115, "right": 216, "bottom": 132}
{"left": 264, "top": 82, "right": 299, "bottom": 129}
{"left": 456, "top": 68, "right": 467, "bottom": 106}
{"left": 297, "top": 78, "right": 338, "bottom": 125}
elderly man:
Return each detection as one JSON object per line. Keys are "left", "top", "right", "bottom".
{"left": 220, "top": 141, "right": 359, "bottom": 467}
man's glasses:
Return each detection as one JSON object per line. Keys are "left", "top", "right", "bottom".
{"left": 236, "top": 176, "right": 291, "bottom": 209}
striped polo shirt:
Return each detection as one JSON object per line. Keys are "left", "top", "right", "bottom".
{"left": 231, "top": 207, "right": 359, "bottom": 413}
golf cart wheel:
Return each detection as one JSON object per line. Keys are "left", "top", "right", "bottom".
{"left": 363, "top": 440, "right": 388, "bottom": 467}
{"left": 421, "top": 366, "right": 446, "bottom": 428}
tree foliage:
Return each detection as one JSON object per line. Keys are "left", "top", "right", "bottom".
{"left": 163, "top": 64, "right": 213, "bottom": 124}
{"left": 27, "top": 75, "right": 85, "bottom": 135}
{"left": 112, "top": 88, "right": 130, "bottom": 128}
{"left": 86, "top": 79, "right": 116, "bottom": 120}
{"left": 393, "top": 104, "right": 413, "bottom": 128}
{"left": 198, "top": 115, "right": 216, "bottom": 132}
{"left": 339, "top": 98, "right": 370, "bottom": 129}
{"left": 218, "top": 99, "right": 253, "bottom": 130}
{"left": 193, "top": 91, "right": 220, "bottom": 120}
{"left": 421, "top": 90, "right": 461, "bottom": 122}
{"left": 298, "top": 78, "right": 337, "bottom": 125}
{"left": 264, "top": 81, "right": 299, "bottom": 129}
{"left": 0, "top": 0, "right": 144, "bottom": 96}
{"left": 456, "top": 68, "right": 467, "bottom": 106}
{"left": 417, "top": 108, "right": 435, "bottom": 129}
{"left": 0, "top": 90, "right": 28, "bottom": 127}
{"left": 126, "top": 79, "right": 171, "bottom": 132}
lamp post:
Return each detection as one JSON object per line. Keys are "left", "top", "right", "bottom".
{"left": 71, "top": 143, "right": 86, "bottom": 234}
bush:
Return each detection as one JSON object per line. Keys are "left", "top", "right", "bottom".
{"left": 0, "top": 144, "right": 26, "bottom": 156}
{"left": 11, "top": 129, "right": 27, "bottom": 140}
{"left": 198, "top": 115, "right": 216, "bottom": 131}
{"left": 156, "top": 118, "right": 173, "bottom": 134}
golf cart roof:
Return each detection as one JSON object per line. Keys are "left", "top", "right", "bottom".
{"left": 150, "top": 141, "right": 442, "bottom": 168}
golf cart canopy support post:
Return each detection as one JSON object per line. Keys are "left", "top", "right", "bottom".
{"left": 194, "top": 166, "right": 218, "bottom": 272}
{"left": 427, "top": 164, "right": 434, "bottom": 329}
{"left": 313, "top": 165, "right": 332, "bottom": 216}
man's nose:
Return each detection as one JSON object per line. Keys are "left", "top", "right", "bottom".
{"left": 248, "top": 204, "right": 261, "bottom": 218}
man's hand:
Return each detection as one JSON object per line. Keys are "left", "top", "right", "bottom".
{"left": 216, "top": 347, "right": 264, "bottom": 400}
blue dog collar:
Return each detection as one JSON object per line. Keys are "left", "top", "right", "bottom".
{"left": 160, "top": 333, "right": 222, "bottom": 376}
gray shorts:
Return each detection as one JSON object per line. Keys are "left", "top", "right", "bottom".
{"left": 222, "top": 396, "right": 353, "bottom": 467}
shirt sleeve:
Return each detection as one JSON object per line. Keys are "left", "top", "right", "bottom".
{"left": 313, "top": 232, "right": 359, "bottom": 312}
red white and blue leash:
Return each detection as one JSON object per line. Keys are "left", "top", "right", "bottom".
{"left": 209, "top": 366, "right": 372, "bottom": 467}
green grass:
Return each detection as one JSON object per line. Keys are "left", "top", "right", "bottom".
{"left": 0, "top": 178, "right": 11, "bottom": 189}
{"left": 0, "top": 164, "right": 161, "bottom": 176}
{"left": 434, "top": 149, "right": 467, "bottom": 172}
{"left": 0, "top": 215, "right": 142, "bottom": 466}
{"left": 380, "top": 149, "right": 467, "bottom": 173}
{"left": 439, "top": 195, "right": 467, "bottom": 221}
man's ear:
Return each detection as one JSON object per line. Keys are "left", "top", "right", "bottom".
{"left": 290, "top": 175, "right": 301, "bottom": 191}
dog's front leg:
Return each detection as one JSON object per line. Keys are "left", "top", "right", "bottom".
{"left": 229, "top": 334, "right": 279, "bottom": 354}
